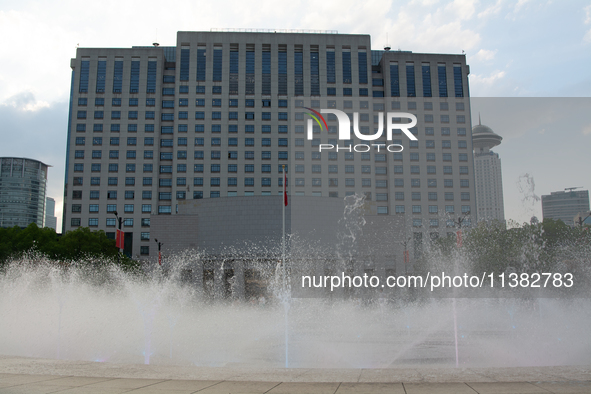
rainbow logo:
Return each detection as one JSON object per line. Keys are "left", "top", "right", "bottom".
{"left": 304, "top": 107, "right": 328, "bottom": 131}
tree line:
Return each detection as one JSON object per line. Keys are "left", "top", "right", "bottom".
{"left": 0, "top": 223, "right": 139, "bottom": 271}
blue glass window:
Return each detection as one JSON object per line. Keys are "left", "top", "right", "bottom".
{"left": 342, "top": 50, "right": 352, "bottom": 83}
{"left": 96, "top": 60, "right": 106, "bottom": 93}
{"left": 113, "top": 60, "right": 123, "bottom": 93}
{"left": 406, "top": 63, "right": 416, "bottom": 97}
{"left": 454, "top": 64, "right": 463, "bottom": 97}
{"left": 245, "top": 50, "right": 255, "bottom": 95}
{"left": 294, "top": 51, "right": 303, "bottom": 96}
{"left": 326, "top": 50, "right": 335, "bottom": 83}
{"left": 390, "top": 63, "right": 400, "bottom": 97}
{"left": 130, "top": 60, "right": 140, "bottom": 93}
{"left": 278, "top": 51, "right": 287, "bottom": 95}
{"left": 79, "top": 60, "right": 89, "bottom": 93}
{"left": 262, "top": 50, "right": 271, "bottom": 95}
{"left": 358, "top": 51, "right": 368, "bottom": 84}
{"left": 438, "top": 64, "right": 447, "bottom": 97}
{"left": 310, "top": 51, "right": 319, "bottom": 96}
{"left": 422, "top": 63, "right": 432, "bottom": 97}
{"left": 180, "top": 48, "right": 190, "bottom": 81}
{"left": 197, "top": 47, "right": 206, "bottom": 81}
{"left": 213, "top": 47, "right": 222, "bottom": 82}
{"left": 147, "top": 61, "right": 157, "bottom": 93}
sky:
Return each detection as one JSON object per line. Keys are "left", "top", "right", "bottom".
{"left": 0, "top": 0, "right": 590, "bottom": 231}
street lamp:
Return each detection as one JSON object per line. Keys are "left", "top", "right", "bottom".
{"left": 454, "top": 211, "right": 471, "bottom": 248}
{"left": 154, "top": 238, "right": 163, "bottom": 265}
{"left": 575, "top": 211, "right": 591, "bottom": 227}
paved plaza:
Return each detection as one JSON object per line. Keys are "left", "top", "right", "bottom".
{"left": 0, "top": 356, "right": 589, "bottom": 393}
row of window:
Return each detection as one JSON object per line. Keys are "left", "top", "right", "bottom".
{"left": 71, "top": 172, "right": 471, "bottom": 194}
{"left": 388, "top": 62, "right": 464, "bottom": 98}
{"left": 71, "top": 217, "right": 148, "bottom": 227}
{"left": 78, "top": 97, "right": 465, "bottom": 112}
{"left": 76, "top": 123, "right": 468, "bottom": 139}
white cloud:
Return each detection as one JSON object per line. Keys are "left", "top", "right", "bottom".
{"left": 1, "top": 91, "right": 50, "bottom": 112}
{"left": 472, "top": 48, "right": 497, "bottom": 61}
{"left": 470, "top": 70, "right": 506, "bottom": 86}
{"left": 478, "top": 0, "right": 504, "bottom": 18}
{"left": 444, "top": 0, "right": 476, "bottom": 20}
{"left": 586, "top": 5, "right": 591, "bottom": 24}
{"left": 513, "top": 0, "right": 532, "bottom": 14}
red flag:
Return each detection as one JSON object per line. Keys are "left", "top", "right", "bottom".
{"left": 456, "top": 230, "right": 462, "bottom": 248}
{"left": 158, "top": 251, "right": 162, "bottom": 265}
{"left": 283, "top": 168, "right": 288, "bottom": 206}
{"left": 116, "top": 229, "right": 124, "bottom": 249}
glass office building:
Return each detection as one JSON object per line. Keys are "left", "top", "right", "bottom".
{"left": 0, "top": 157, "right": 49, "bottom": 228}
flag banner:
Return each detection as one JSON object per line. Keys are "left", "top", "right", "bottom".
{"left": 284, "top": 168, "right": 288, "bottom": 206}
{"left": 116, "top": 229, "right": 124, "bottom": 249}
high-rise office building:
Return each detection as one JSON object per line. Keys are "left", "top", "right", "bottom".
{"left": 542, "top": 189, "right": 590, "bottom": 226}
{"left": 45, "top": 197, "right": 57, "bottom": 230}
{"left": 472, "top": 118, "right": 504, "bottom": 222}
{"left": 1, "top": 157, "right": 49, "bottom": 228}
{"left": 63, "top": 30, "right": 475, "bottom": 258}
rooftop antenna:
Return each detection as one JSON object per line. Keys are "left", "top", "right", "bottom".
{"left": 565, "top": 187, "right": 583, "bottom": 192}
{"left": 384, "top": 33, "right": 391, "bottom": 51}
{"left": 479, "top": 113, "right": 481, "bottom": 126}
{"left": 153, "top": 28, "right": 159, "bottom": 47}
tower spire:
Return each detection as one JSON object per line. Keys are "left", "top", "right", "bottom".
{"left": 479, "top": 112, "right": 481, "bottom": 126}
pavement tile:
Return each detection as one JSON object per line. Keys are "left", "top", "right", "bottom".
{"left": 0, "top": 375, "right": 64, "bottom": 388}
{"left": 531, "top": 381, "right": 591, "bottom": 394}
{"left": 82, "top": 378, "right": 167, "bottom": 389}
{"left": 335, "top": 382, "right": 406, "bottom": 393}
{"left": 36, "top": 376, "right": 116, "bottom": 386}
{"left": 266, "top": 382, "right": 340, "bottom": 394}
{"left": 466, "top": 382, "right": 552, "bottom": 393}
{"left": 0, "top": 383, "right": 76, "bottom": 394}
{"left": 404, "top": 382, "right": 478, "bottom": 394}
{"left": 196, "top": 381, "right": 282, "bottom": 393}
{"left": 358, "top": 368, "right": 421, "bottom": 382}
{"left": 132, "top": 379, "right": 222, "bottom": 391}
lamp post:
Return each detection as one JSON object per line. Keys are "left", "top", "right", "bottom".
{"left": 575, "top": 211, "right": 591, "bottom": 227}
{"left": 399, "top": 236, "right": 411, "bottom": 274}
{"left": 454, "top": 212, "right": 470, "bottom": 248}
{"left": 113, "top": 211, "right": 123, "bottom": 263}
{"left": 155, "top": 238, "right": 163, "bottom": 265}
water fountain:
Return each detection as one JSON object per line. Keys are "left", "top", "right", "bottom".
{"left": 0, "top": 194, "right": 590, "bottom": 370}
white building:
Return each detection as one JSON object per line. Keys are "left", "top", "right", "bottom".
{"left": 473, "top": 118, "right": 505, "bottom": 223}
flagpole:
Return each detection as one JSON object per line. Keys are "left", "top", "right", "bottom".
{"left": 282, "top": 165, "right": 286, "bottom": 285}
{"left": 282, "top": 164, "right": 288, "bottom": 368}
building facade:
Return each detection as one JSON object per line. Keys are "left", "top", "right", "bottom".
{"left": 0, "top": 157, "right": 49, "bottom": 228}
{"left": 63, "top": 30, "right": 476, "bottom": 259}
{"left": 45, "top": 197, "right": 57, "bottom": 230}
{"left": 472, "top": 119, "right": 504, "bottom": 222}
{"left": 542, "top": 189, "right": 590, "bottom": 226}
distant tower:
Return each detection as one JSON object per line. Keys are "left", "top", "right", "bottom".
{"left": 472, "top": 116, "right": 505, "bottom": 222}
